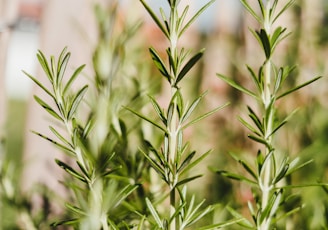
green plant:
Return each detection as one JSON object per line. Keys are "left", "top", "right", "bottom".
{"left": 23, "top": 2, "right": 149, "bottom": 229}
{"left": 125, "top": 0, "right": 243, "bottom": 229}
{"left": 217, "top": 0, "right": 323, "bottom": 229}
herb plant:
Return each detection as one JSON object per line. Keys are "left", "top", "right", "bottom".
{"left": 217, "top": 0, "right": 322, "bottom": 229}
{"left": 1, "top": 0, "right": 327, "bottom": 229}
{"left": 23, "top": 2, "right": 146, "bottom": 229}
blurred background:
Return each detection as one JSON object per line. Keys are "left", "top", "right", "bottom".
{"left": 1, "top": 0, "right": 328, "bottom": 229}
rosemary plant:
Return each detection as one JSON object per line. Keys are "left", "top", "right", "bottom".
{"left": 126, "top": 0, "right": 238, "bottom": 229}
{"left": 24, "top": 3, "right": 145, "bottom": 229}
{"left": 217, "top": 0, "right": 322, "bottom": 229}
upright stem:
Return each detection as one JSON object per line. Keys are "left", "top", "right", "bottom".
{"left": 260, "top": 2, "right": 274, "bottom": 230}
{"left": 168, "top": 92, "right": 178, "bottom": 230}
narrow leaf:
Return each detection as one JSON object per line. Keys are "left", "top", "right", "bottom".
{"left": 246, "top": 65, "right": 262, "bottom": 92}
{"left": 240, "top": 0, "right": 262, "bottom": 23}
{"left": 257, "top": 29, "right": 271, "bottom": 59}
{"left": 198, "top": 218, "right": 244, "bottom": 230}
{"left": 181, "top": 92, "right": 206, "bottom": 124}
{"left": 218, "top": 74, "right": 259, "bottom": 100}
{"left": 277, "top": 76, "right": 322, "bottom": 99}
{"left": 238, "top": 116, "right": 262, "bottom": 137}
{"left": 180, "top": 150, "right": 210, "bottom": 176}
{"left": 67, "top": 85, "right": 88, "bottom": 120}
{"left": 140, "top": 0, "right": 169, "bottom": 38}
{"left": 37, "top": 50, "right": 53, "bottom": 83}
{"left": 33, "top": 95, "right": 63, "bottom": 121}
{"left": 182, "top": 102, "right": 229, "bottom": 130}
{"left": 49, "top": 126, "right": 72, "bottom": 148}
{"left": 175, "top": 175, "right": 202, "bottom": 188}
{"left": 217, "top": 170, "right": 257, "bottom": 185}
{"left": 55, "top": 159, "right": 87, "bottom": 182}
{"left": 180, "top": 0, "right": 216, "bottom": 36}
{"left": 146, "top": 198, "right": 164, "bottom": 228}
{"left": 149, "top": 47, "right": 171, "bottom": 82}
{"left": 63, "top": 64, "right": 86, "bottom": 96}
{"left": 32, "top": 131, "right": 75, "bottom": 156}
{"left": 175, "top": 50, "right": 204, "bottom": 86}
{"left": 57, "top": 52, "right": 70, "bottom": 86}
{"left": 125, "top": 106, "right": 166, "bottom": 132}
{"left": 178, "top": 151, "right": 196, "bottom": 173}
{"left": 23, "top": 70, "right": 54, "bottom": 98}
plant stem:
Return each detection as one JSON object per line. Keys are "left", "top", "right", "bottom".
{"left": 260, "top": 2, "right": 274, "bottom": 229}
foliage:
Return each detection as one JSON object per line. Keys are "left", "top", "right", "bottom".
{"left": 217, "top": 0, "right": 323, "bottom": 229}
{"left": 0, "top": 0, "right": 327, "bottom": 229}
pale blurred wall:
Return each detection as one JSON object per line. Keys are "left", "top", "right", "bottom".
{"left": 0, "top": 0, "right": 19, "bottom": 156}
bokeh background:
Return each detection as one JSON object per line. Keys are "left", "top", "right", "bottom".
{"left": 1, "top": 0, "right": 328, "bottom": 229}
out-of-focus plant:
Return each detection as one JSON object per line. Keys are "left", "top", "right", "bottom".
{"left": 23, "top": 2, "right": 148, "bottom": 229}
{"left": 217, "top": 0, "right": 323, "bottom": 229}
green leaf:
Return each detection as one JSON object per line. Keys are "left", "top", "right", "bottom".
{"left": 218, "top": 74, "right": 259, "bottom": 100}
{"left": 257, "top": 0, "right": 265, "bottom": 18}
{"left": 216, "top": 170, "right": 257, "bottom": 185}
{"left": 36, "top": 50, "right": 53, "bottom": 83}
{"left": 257, "top": 29, "right": 271, "bottom": 59}
{"left": 144, "top": 140, "right": 165, "bottom": 166}
{"left": 65, "top": 202, "right": 86, "bottom": 216}
{"left": 198, "top": 218, "right": 244, "bottom": 230}
{"left": 55, "top": 159, "right": 87, "bottom": 182}
{"left": 180, "top": 150, "right": 210, "bottom": 176}
{"left": 175, "top": 175, "right": 202, "bottom": 188}
{"left": 146, "top": 197, "right": 164, "bottom": 229}
{"left": 181, "top": 92, "right": 206, "bottom": 124}
{"left": 182, "top": 102, "right": 229, "bottom": 130}
{"left": 166, "top": 48, "right": 177, "bottom": 76}
{"left": 260, "top": 189, "right": 283, "bottom": 224}
{"left": 50, "top": 218, "right": 79, "bottom": 227}
{"left": 149, "top": 47, "right": 171, "bottom": 82}
{"left": 179, "top": 0, "right": 215, "bottom": 37}
{"left": 277, "top": 76, "right": 322, "bottom": 100}
{"left": 238, "top": 116, "right": 262, "bottom": 137}
{"left": 226, "top": 206, "right": 255, "bottom": 229}
{"left": 139, "top": 0, "right": 169, "bottom": 38}
{"left": 177, "top": 5, "right": 189, "bottom": 33}
{"left": 272, "top": 0, "right": 295, "bottom": 24}
{"left": 175, "top": 90, "right": 184, "bottom": 119}
{"left": 32, "top": 131, "right": 75, "bottom": 156}
{"left": 57, "top": 51, "right": 70, "bottom": 86}
{"left": 286, "top": 158, "right": 313, "bottom": 176}
{"left": 270, "top": 27, "right": 287, "bottom": 53}
{"left": 177, "top": 151, "right": 196, "bottom": 173}
{"left": 140, "top": 148, "right": 166, "bottom": 180}
{"left": 246, "top": 65, "right": 262, "bottom": 93}
{"left": 175, "top": 49, "right": 204, "bottom": 86}
{"left": 76, "top": 160, "right": 90, "bottom": 180}
{"left": 33, "top": 95, "right": 63, "bottom": 121}
{"left": 63, "top": 64, "right": 86, "bottom": 96}
{"left": 49, "top": 126, "right": 73, "bottom": 148}
{"left": 239, "top": 159, "right": 258, "bottom": 180}
{"left": 23, "top": 70, "right": 54, "bottom": 99}
{"left": 67, "top": 85, "right": 88, "bottom": 120}
{"left": 248, "top": 134, "right": 270, "bottom": 148}
{"left": 247, "top": 106, "right": 264, "bottom": 135}
{"left": 125, "top": 106, "right": 166, "bottom": 133}
{"left": 167, "top": 101, "right": 175, "bottom": 126}
{"left": 273, "top": 162, "right": 289, "bottom": 184}
{"left": 273, "top": 67, "right": 283, "bottom": 94}
{"left": 240, "top": 0, "right": 262, "bottom": 23}
{"left": 113, "top": 184, "right": 139, "bottom": 209}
